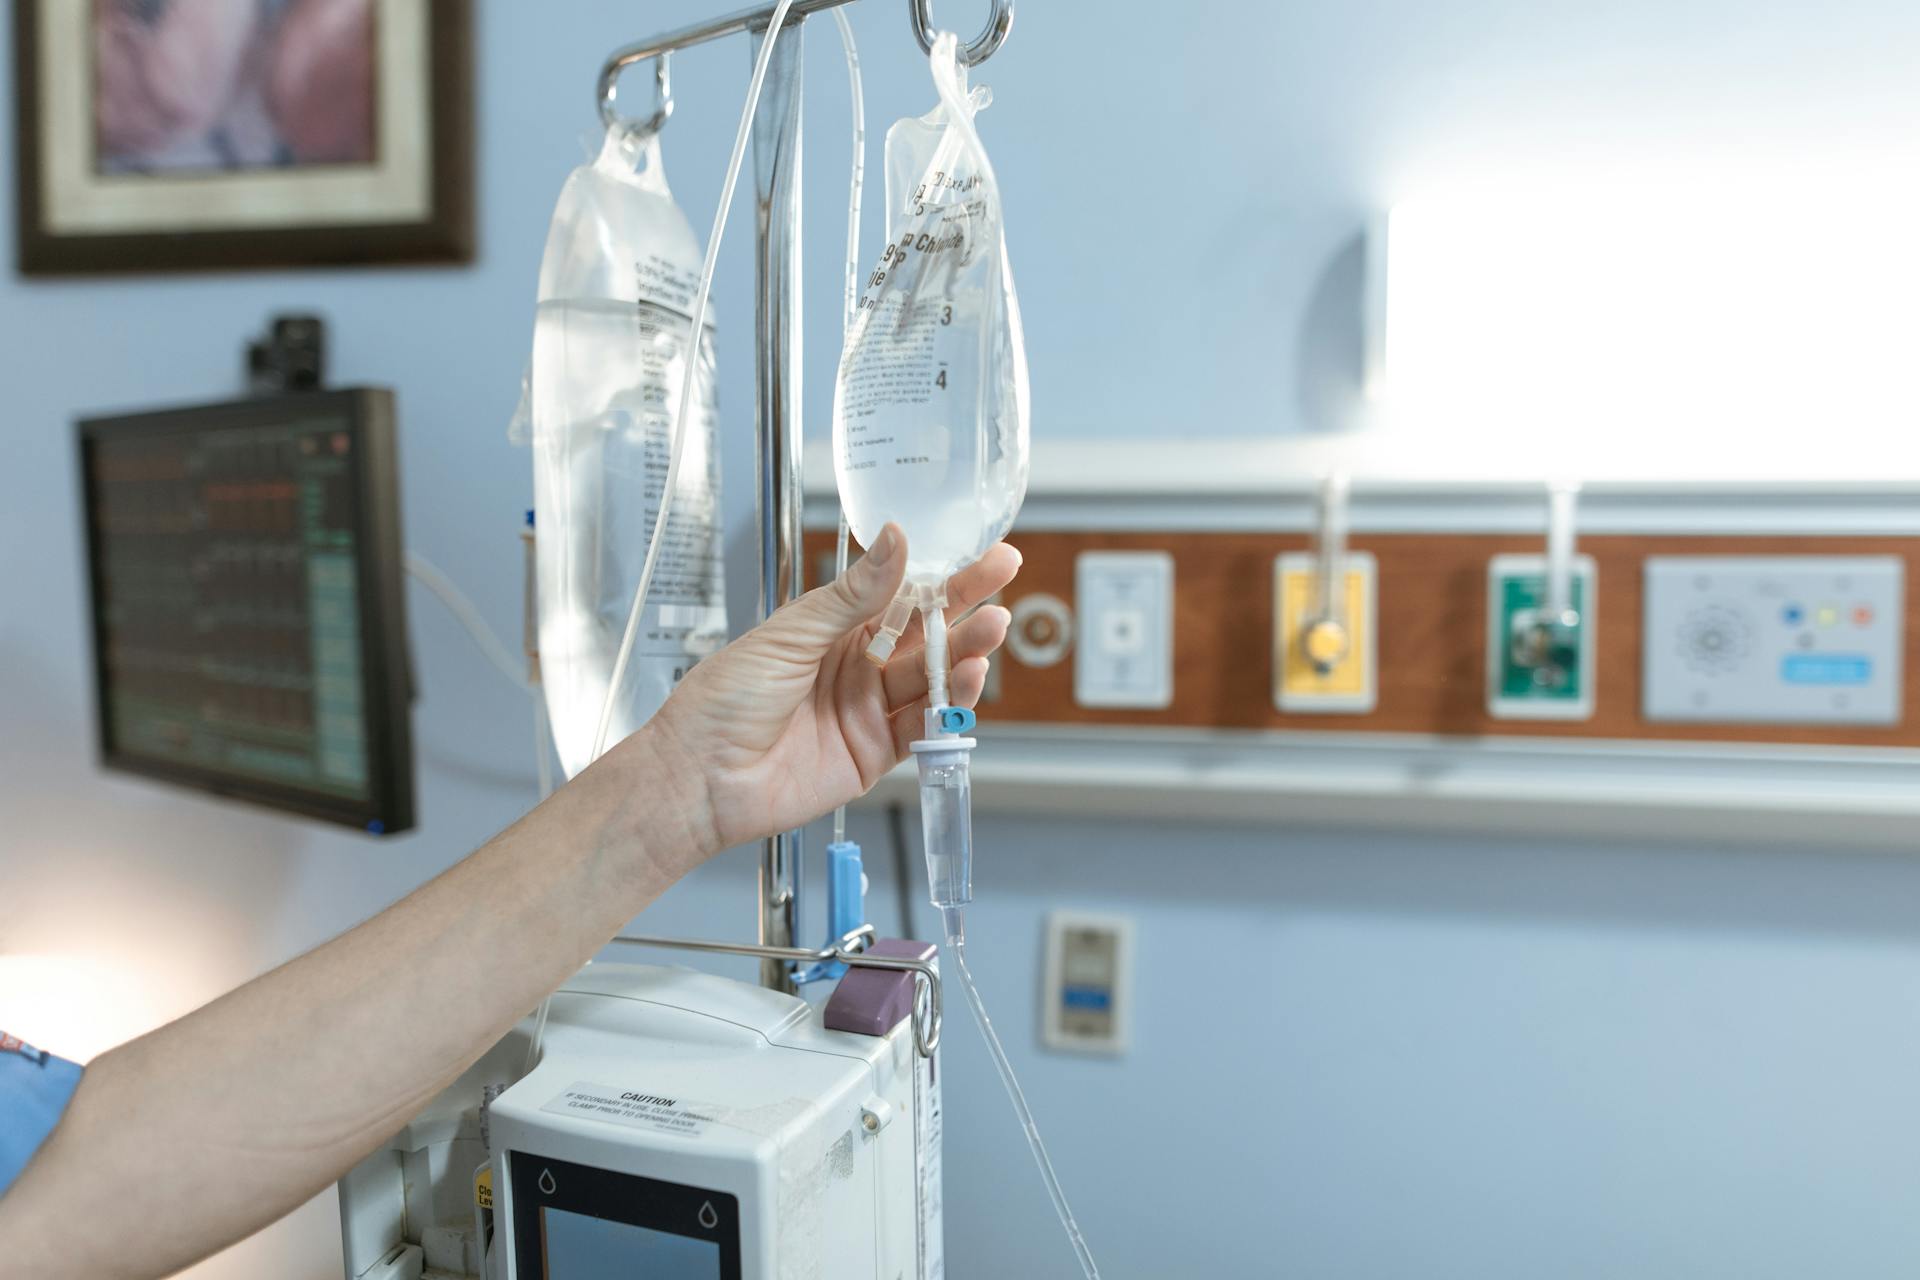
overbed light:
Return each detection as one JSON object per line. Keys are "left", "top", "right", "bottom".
{"left": 1372, "top": 175, "right": 1920, "bottom": 480}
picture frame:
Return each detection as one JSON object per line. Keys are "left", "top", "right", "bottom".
{"left": 13, "top": 0, "right": 473, "bottom": 276}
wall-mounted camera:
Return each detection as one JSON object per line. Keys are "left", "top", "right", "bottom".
{"left": 246, "top": 313, "right": 328, "bottom": 395}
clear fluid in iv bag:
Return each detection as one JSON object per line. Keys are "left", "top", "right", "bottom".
{"left": 526, "top": 133, "right": 729, "bottom": 778}
{"left": 530, "top": 296, "right": 725, "bottom": 777}
{"left": 832, "top": 101, "right": 1028, "bottom": 585}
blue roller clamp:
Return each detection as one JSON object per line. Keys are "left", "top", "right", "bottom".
{"left": 797, "top": 840, "right": 867, "bottom": 983}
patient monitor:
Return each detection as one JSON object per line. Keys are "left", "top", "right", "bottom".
{"left": 338, "top": 961, "right": 941, "bottom": 1279}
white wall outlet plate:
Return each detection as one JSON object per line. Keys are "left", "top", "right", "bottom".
{"left": 1074, "top": 551, "right": 1174, "bottom": 709}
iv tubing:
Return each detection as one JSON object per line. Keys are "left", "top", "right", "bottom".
{"left": 922, "top": 596, "right": 950, "bottom": 708}
{"left": 831, "top": 7, "right": 865, "bottom": 334}
{"left": 591, "top": 0, "right": 799, "bottom": 763}
{"left": 830, "top": 3, "right": 864, "bottom": 849}
{"left": 918, "top": 594, "right": 1099, "bottom": 1277}
{"left": 951, "top": 939, "right": 1101, "bottom": 1280}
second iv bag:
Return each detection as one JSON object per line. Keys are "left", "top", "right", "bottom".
{"left": 525, "top": 127, "right": 727, "bottom": 778}
{"left": 833, "top": 36, "right": 1029, "bottom": 586}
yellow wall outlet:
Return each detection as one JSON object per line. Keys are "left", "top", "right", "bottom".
{"left": 1274, "top": 552, "right": 1377, "bottom": 713}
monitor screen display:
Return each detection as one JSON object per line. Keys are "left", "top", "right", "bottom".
{"left": 541, "top": 1208, "right": 722, "bottom": 1279}
{"left": 79, "top": 390, "right": 412, "bottom": 833}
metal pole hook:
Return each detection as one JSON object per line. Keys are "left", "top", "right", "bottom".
{"left": 910, "top": 0, "right": 1014, "bottom": 66}
{"left": 598, "top": 49, "right": 674, "bottom": 140}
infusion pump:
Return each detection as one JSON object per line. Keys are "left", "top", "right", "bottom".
{"left": 338, "top": 962, "right": 942, "bottom": 1280}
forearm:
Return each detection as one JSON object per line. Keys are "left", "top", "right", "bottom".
{"left": 0, "top": 726, "right": 712, "bottom": 1280}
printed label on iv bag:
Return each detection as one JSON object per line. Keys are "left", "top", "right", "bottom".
{"left": 528, "top": 130, "right": 731, "bottom": 779}
{"left": 836, "top": 172, "right": 992, "bottom": 478}
{"left": 530, "top": 277, "right": 727, "bottom": 773}
{"left": 611, "top": 270, "right": 727, "bottom": 667}
{"left": 541, "top": 1081, "right": 719, "bottom": 1140}
{"left": 620, "top": 302, "right": 727, "bottom": 667}
{"left": 834, "top": 53, "right": 1027, "bottom": 582}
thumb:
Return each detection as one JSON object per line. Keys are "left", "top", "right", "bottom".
{"left": 763, "top": 523, "right": 907, "bottom": 654}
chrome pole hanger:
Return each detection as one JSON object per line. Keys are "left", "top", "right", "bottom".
{"left": 590, "top": 0, "right": 1017, "bottom": 994}
{"left": 599, "top": 0, "right": 1016, "bottom": 136}
{"left": 600, "top": 52, "right": 673, "bottom": 140}
{"left": 910, "top": 0, "right": 1015, "bottom": 66}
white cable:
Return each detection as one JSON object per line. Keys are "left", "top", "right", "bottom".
{"left": 591, "top": 0, "right": 800, "bottom": 763}
{"left": 407, "top": 549, "right": 555, "bottom": 812}
{"left": 404, "top": 552, "right": 532, "bottom": 694}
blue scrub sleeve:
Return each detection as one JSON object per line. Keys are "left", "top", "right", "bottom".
{"left": 0, "top": 1034, "right": 83, "bottom": 1195}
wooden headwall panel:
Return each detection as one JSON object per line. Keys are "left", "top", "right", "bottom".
{"left": 804, "top": 530, "right": 1920, "bottom": 748}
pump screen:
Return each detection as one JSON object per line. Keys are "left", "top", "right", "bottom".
{"left": 508, "top": 1152, "right": 741, "bottom": 1279}
{"left": 542, "top": 1208, "right": 721, "bottom": 1278}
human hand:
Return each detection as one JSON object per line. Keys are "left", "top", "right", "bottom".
{"left": 645, "top": 525, "right": 1017, "bottom": 855}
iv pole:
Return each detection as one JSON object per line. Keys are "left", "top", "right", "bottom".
{"left": 749, "top": 23, "right": 809, "bottom": 994}
{"left": 596, "top": 0, "right": 1014, "bottom": 995}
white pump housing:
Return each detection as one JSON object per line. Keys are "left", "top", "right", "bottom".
{"left": 337, "top": 963, "right": 941, "bottom": 1280}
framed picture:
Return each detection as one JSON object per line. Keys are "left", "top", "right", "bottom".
{"left": 13, "top": 0, "right": 472, "bottom": 275}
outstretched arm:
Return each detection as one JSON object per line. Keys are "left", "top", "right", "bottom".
{"left": 0, "top": 526, "right": 1016, "bottom": 1280}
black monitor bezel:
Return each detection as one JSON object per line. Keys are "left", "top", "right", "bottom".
{"left": 508, "top": 1150, "right": 743, "bottom": 1280}
{"left": 76, "top": 388, "right": 415, "bottom": 835}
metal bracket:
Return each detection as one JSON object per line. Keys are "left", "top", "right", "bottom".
{"left": 611, "top": 925, "right": 943, "bottom": 1057}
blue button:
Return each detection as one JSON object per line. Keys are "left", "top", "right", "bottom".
{"left": 1781, "top": 603, "right": 1805, "bottom": 626}
{"left": 1062, "top": 986, "right": 1112, "bottom": 1011}
{"left": 1781, "top": 654, "right": 1872, "bottom": 686}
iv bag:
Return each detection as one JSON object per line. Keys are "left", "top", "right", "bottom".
{"left": 832, "top": 32, "right": 1030, "bottom": 586}
{"left": 525, "top": 128, "right": 727, "bottom": 779}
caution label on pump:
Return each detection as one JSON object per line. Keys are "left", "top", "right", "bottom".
{"left": 541, "top": 1081, "right": 718, "bottom": 1140}
{"left": 474, "top": 1165, "right": 493, "bottom": 1210}
{"left": 915, "top": 1018, "right": 945, "bottom": 1280}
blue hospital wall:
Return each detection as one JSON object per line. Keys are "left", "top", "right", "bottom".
{"left": 4, "top": 2, "right": 1920, "bottom": 1276}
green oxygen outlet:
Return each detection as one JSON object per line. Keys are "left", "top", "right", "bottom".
{"left": 1486, "top": 553, "right": 1597, "bottom": 720}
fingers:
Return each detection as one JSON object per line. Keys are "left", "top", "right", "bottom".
{"left": 889, "top": 542, "right": 1023, "bottom": 654}
{"left": 882, "top": 604, "right": 1010, "bottom": 712}
{"left": 950, "top": 542, "right": 1023, "bottom": 613}
{"left": 755, "top": 524, "right": 906, "bottom": 659}
{"left": 949, "top": 654, "right": 990, "bottom": 709}
{"left": 889, "top": 656, "right": 991, "bottom": 756}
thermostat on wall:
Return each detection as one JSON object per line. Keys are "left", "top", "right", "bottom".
{"left": 1042, "top": 911, "right": 1134, "bottom": 1055}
